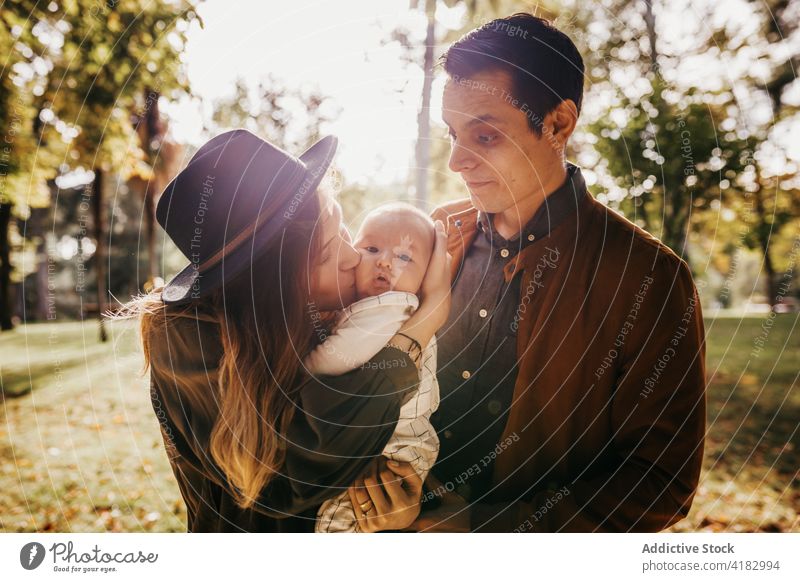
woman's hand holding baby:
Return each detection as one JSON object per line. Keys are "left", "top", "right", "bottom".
{"left": 395, "top": 220, "right": 451, "bottom": 350}
{"left": 420, "top": 220, "right": 452, "bottom": 326}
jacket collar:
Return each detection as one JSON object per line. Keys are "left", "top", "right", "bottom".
{"left": 444, "top": 164, "right": 589, "bottom": 283}
{"left": 476, "top": 163, "right": 585, "bottom": 249}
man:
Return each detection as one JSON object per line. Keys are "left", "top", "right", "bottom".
{"left": 410, "top": 13, "right": 706, "bottom": 532}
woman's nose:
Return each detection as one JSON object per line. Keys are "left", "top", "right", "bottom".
{"left": 448, "top": 140, "right": 477, "bottom": 173}
{"left": 340, "top": 241, "right": 361, "bottom": 270}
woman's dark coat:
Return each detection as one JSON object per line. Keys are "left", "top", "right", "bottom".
{"left": 146, "top": 307, "right": 418, "bottom": 532}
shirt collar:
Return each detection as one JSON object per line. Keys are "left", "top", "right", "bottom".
{"left": 476, "top": 163, "right": 587, "bottom": 252}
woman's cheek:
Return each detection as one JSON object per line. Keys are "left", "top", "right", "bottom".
{"left": 355, "top": 256, "right": 372, "bottom": 279}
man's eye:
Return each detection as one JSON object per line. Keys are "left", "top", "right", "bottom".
{"left": 477, "top": 134, "right": 497, "bottom": 144}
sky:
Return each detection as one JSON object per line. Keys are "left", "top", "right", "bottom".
{"left": 164, "top": 0, "right": 466, "bottom": 185}
{"left": 163, "top": 0, "right": 799, "bottom": 187}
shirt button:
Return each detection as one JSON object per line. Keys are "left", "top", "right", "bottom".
{"left": 443, "top": 430, "right": 453, "bottom": 439}
{"left": 488, "top": 400, "right": 502, "bottom": 415}
{"left": 528, "top": 234, "right": 535, "bottom": 242}
{"left": 479, "top": 308, "right": 488, "bottom": 318}
{"left": 500, "top": 249, "right": 510, "bottom": 258}
{"left": 461, "top": 370, "right": 471, "bottom": 380}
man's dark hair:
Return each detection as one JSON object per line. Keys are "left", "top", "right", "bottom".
{"left": 441, "top": 13, "right": 584, "bottom": 136}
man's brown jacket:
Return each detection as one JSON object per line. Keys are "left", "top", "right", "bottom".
{"left": 431, "top": 192, "right": 706, "bottom": 532}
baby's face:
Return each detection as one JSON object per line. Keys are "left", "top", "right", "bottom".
{"left": 353, "top": 210, "right": 434, "bottom": 299}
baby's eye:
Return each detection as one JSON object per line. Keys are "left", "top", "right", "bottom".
{"left": 396, "top": 253, "right": 412, "bottom": 263}
{"left": 364, "top": 246, "right": 379, "bottom": 254}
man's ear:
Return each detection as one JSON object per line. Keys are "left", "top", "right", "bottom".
{"left": 550, "top": 99, "right": 578, "bottom": 139}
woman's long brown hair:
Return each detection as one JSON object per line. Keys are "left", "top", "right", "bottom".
{"left": 124, "top": 180, "right": 331, "bottom": 509}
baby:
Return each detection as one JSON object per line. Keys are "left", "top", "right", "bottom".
{"left": 305, "top": 202, "right": 440, "bottom": 533}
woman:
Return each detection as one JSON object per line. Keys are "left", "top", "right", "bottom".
{"left": 127, "top": 129, "right": 450, "bottom": 532}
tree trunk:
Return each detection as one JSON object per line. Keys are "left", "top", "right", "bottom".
{"left": 665, "top": 188, "right": 690, "bottom": 261}
{"left": 144, "top": 184, "right": 157, "bottom": 283}
{"left": 634, "top": 196, "right": 653, "bottom": 233}
{"left": 92, "top": 169, "right": 108, "bottom": 342}
{"left": 752, "top": 185, "right": 779, "bottom": 308}
{"left": 33, "top": 208, "right": 50, "bottom": 321}
{"left": 414, "top": 0, "right": 436, "bottom": 211}
{"left": 642, "top": 0, "right": 658, "bottom": 73}
{"left": 0, "top": 202, "right": 13, "bottom": 331}
{"left": 143, "top": 87, "right": 161, "bottom": 285}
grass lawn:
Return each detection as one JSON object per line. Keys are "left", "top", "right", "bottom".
{"left": 1, "top": 319, "right": 185, "bottom": 532}
{"left": 667, "top": 314, "right": 799, "bottom": 532}
{"left": 1, "top": 314, "right": 798, "bottom": 532}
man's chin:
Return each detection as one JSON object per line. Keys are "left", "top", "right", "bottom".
{"left": 469, "top": 191, "right": 501, "bottom": 214}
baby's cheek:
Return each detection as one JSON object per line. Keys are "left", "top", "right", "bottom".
{"left": 397, "top": 265, "right": 425, "bottom": 294}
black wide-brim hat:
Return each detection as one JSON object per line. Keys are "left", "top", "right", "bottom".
{"left": 156, "top": 129, "right": 337, "bottom": 305}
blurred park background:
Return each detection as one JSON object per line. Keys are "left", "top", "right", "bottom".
{"left": 1, "top": 0, "right": 798, "bottom": 531}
